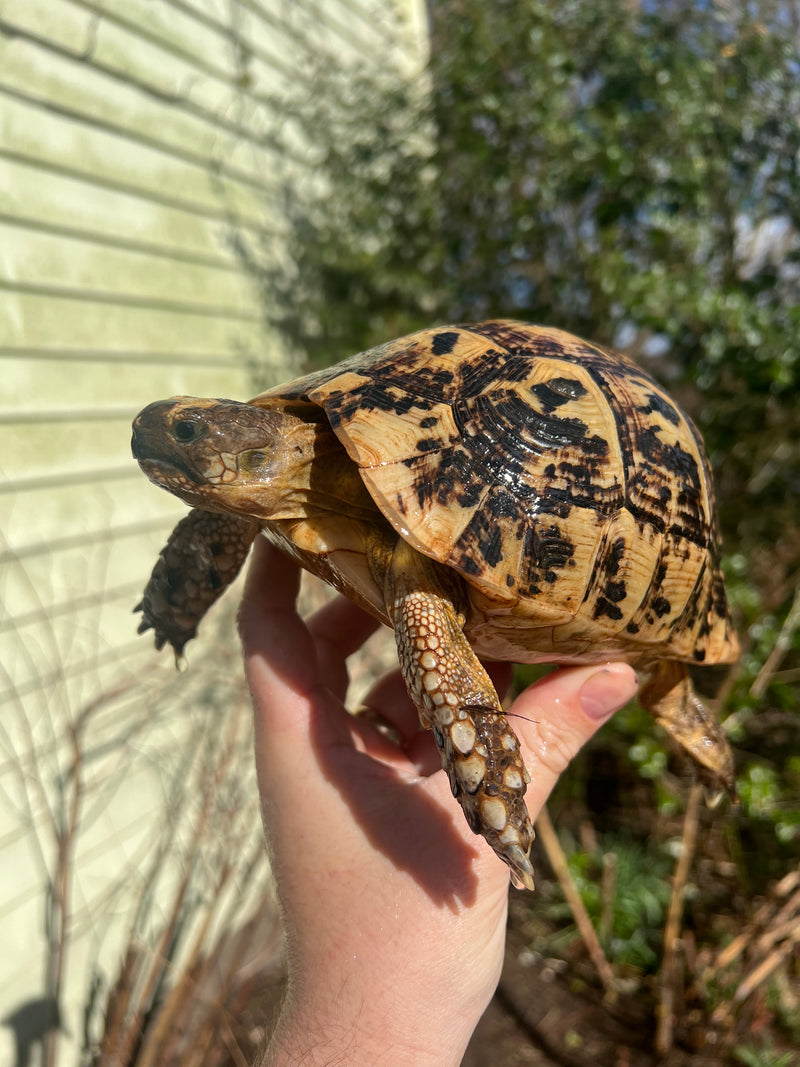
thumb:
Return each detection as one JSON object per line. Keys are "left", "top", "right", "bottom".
{"left": 509, "top": 662, "right": 639, "bottom": 816}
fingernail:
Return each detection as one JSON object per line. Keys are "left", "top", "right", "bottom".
{"left": 579, "top": 665, "right": 638, "bottom": 721}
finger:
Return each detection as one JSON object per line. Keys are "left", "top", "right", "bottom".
{"left": 238, "top": 537, "right": 315, "bottom": 703}
{"left": 239, "top": 540, "right": 360, "bottom": 784}
{"left": 509, "top": 662, "right": 638, "bottom": 816}
{"left": 356, "top": 669, "right": 420, "bottom": 744}
{"left": 307, "top": 595, "right": 382, "bottom": 700}
{"left": 238, "top": 535, "right": 300, "bottom": 621}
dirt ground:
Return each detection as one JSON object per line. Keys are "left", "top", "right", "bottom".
{"left": 463, "top": 896, "right": 732, "bottom": 1067}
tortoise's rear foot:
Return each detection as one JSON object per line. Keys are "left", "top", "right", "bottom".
{"left": 136, "top": 509, "right": 258, "bottom": 658}
{"left": 640, "top": 660, "right": 735, "bottom": 794}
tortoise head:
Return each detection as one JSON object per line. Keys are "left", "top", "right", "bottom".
{"left": 132, "top": 397, "right": 314, "bottom": 517}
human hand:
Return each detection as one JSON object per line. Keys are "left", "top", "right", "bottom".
{"left": 239, "top": 537, "right": 638, "bottom": 1067}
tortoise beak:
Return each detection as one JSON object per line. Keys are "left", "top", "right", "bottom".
{"left": 131, "top": 399, "right": 210, "bottom": 492}
{"left": 132, "top": 400, "right": 180, "bottom": 461}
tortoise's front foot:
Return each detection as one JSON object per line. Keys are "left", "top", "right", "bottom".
{"left": 136, "top": 509, "right": 258, "bottom": 658}
{"left": 387, "top": 542, "right": 535, "bottom": 889}
{"left": 439, "top": 705, "right": 535, "bottom": 891}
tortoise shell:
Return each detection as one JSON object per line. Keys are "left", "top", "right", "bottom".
{"left": 252, "top": 320, "right": 738, "bottom": 670}
{"left": 133, "top": 320, "right": 739, "bottom": 889}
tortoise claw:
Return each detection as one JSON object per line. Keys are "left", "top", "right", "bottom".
{"left": 506, "top": 845, "right": 536, "bottom": 891}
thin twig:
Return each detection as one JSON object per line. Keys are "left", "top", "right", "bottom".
{"left": 733, "top": 924, "right": 800, "bottom": 1005}
{"left": 750, "top": 584, "right": 800, "bottom": 699}
{"left": 599, "top": 851, "right": 617, "bottom": 946}
{"left": 655, "top": 779, "right": 703, "bottom": 1057}
{"left": 44, "top": 718, "right": 87, "bottom": 1067}
{"left": 535, "top": 806, "right": 617, "bottom": 998}
{"left": 714, "top": 868, "right": 800, "bottom": 970}
{"left": 710, "top": 866, "right": 800, "bottom": 1026}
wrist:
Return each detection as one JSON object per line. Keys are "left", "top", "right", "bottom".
{"left": 259, "top": 969, "right": 481, "bottom": 1067}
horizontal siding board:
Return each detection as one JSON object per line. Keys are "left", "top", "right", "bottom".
{"left": 1, "top": 226, "right": 253, "bottom": 304}
{"left": 68, "top": 0, "right": 312, "bottom": 93}
{"left": 1, "top": 354, "right": 263, "bottom": 406}
{"left": 0, "top": 279, "right": 262, "bottom": 321}
{"left": 2, "top": 524, "right": 172, "bottom": 588}
{"left": 0, "top": 637, "right": 164, "bottom": 706}
{"left": 0, "top": 407, "right": 139, "bottom": 425}
{"left": 0, "top": 10, "right": 317, "bottom": 173}
{"left": 0, "top": 426, "right": 137, "bottom": 479}
{"left": 0, "top": 346, "right": 253, "bottom": 368}
{"left": 0, "top": 291, "right": 268, "bottom": 356}
{"left": 0, "top": 465, "right": 143, "bottom": 495}
{"left": 0, "top": 517, "right": 172, "bottom": 563}
{"left": 0, "top": 482, "right": 182, "bottom": 563}
{"left": 0, "top": 210, "right": 251, "bottom": 273}
{"left": 0, "top": 581, "right": 145, "bottom": 635}
{"left": 293, "top": 0, "right": 388, "bottom": 53}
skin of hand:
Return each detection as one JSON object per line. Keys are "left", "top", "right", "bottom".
{"left": 239, "top": 537, "right": 639, "bottom": 1067}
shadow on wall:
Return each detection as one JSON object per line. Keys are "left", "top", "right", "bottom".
{"left": 2, "top": 996, "right": 68, "bottom": 1067}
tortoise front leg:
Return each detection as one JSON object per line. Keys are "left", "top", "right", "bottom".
{"left": 136, "top": 508, "right": 259, "bottom": 659}
{"left": 385, "top": 539, "right": 535, "bottom": 890}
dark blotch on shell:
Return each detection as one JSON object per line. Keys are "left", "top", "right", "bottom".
{"left": 431, "top": 331, "right": 459, "bottom": 355}
{"left": 593, "top": 597, "right": 624, "bottom": 621}
{"left": 640, "top": 391, "right": 681, "bottom": 427}
{"left": 531, "top": 376, "right": 588, "bottom": 411}
{"left": 653, "top": 596, "right": 672, "bottom": 618}
{"left": 604, "top": 580, "right": 627, "bottom": 603}
{"left": 416, "top": 437, "right": 439, "bottom": 453}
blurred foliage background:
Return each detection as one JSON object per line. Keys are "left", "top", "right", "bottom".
{"left": 238, "top": 0, "right": 800, "bottom": 1058}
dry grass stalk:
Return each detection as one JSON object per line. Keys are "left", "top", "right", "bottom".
{"left": 599, "top": 850, "right": 617, "bottom": 946}
{"left": 715, "top": 869, "right": 800, "bottom": 971}
{"left": 750, "top": 584, "right": 800, "bottom": 699}
{"left": 710, "top": 864, "right": 800, "bottom": 1027}
{"left": 535, "top": 805, "right": 618, "bottom": 998}
{"left": 655, "top": 778, "right": 703, "bottom": 1056}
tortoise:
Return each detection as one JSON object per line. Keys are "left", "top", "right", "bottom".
{"left": 131, "top": 320, "right": 739, "bottom": 890}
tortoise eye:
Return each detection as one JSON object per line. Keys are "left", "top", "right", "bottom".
{"left": 173, "top": 419, "right": 204, "bottom": 443}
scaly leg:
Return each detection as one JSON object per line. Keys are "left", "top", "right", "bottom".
{"left": 639, "top": 660, "right": 735, "bottom": 794}
{"left": 136, "top": 508, "right": 259, "bottom": 659}
{"left": 386, "top": 539, "right": 535, "bottom": 890}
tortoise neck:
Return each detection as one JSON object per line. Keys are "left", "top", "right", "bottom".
{"left": 291, "top": 419, "right": 377, "bottom": 520}
{"left": 219, "top": 409, "right": 376, "bottom": 523}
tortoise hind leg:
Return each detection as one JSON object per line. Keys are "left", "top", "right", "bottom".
{"left": 639, "top": 660, "right": 735, "bottom": 793}
{"left": 384, "top": 539, "right": 536, "bottom": 890}
{"left": 137, "top": 509, "right": 259, "bottom": 660}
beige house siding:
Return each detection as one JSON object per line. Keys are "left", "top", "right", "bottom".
{"left": 0, "top": 3, "right": 425, "bottom": 1062}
